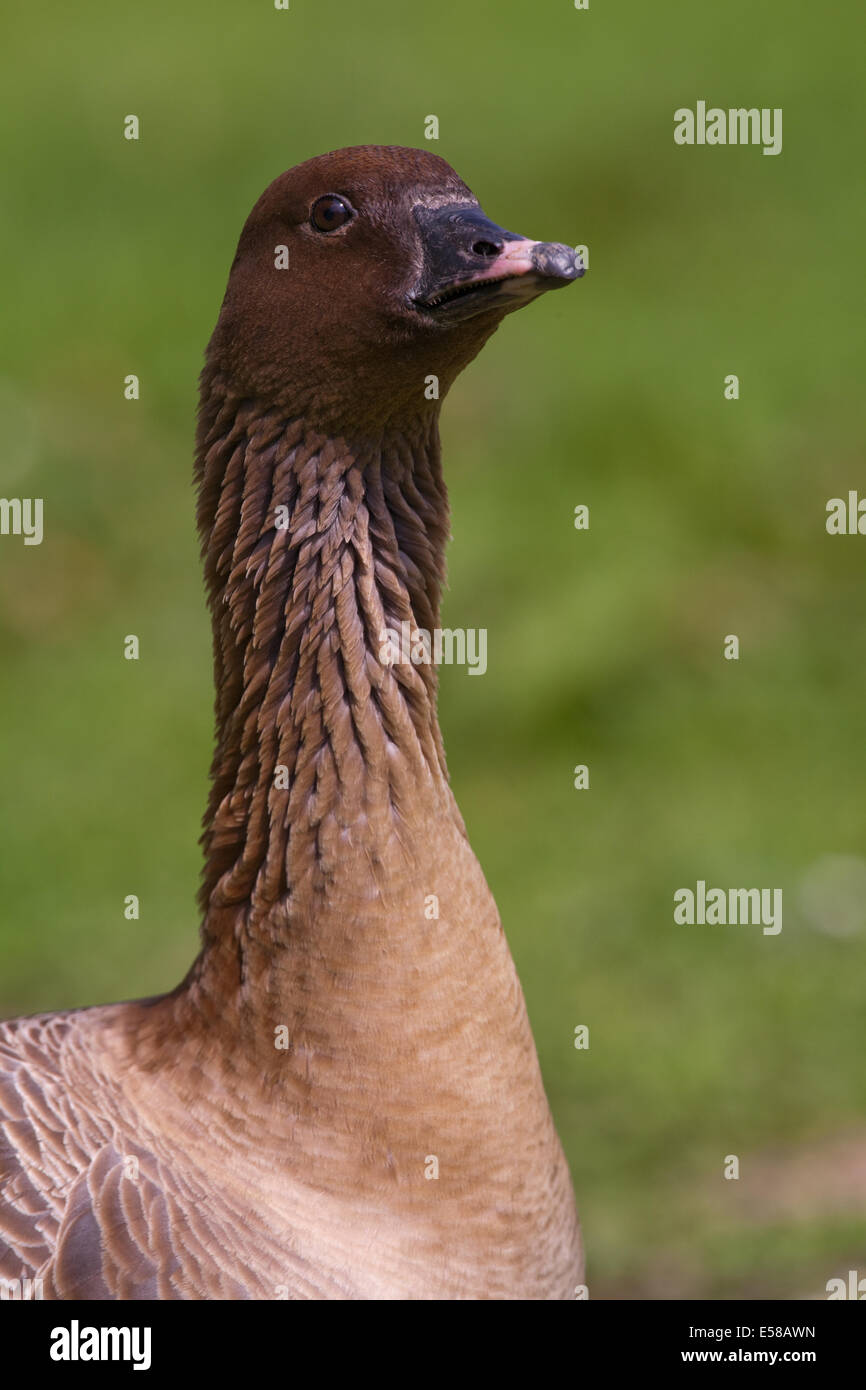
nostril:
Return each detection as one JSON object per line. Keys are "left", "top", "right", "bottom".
{"left": 472, "top": 239, "right": 501, "bottom": 258}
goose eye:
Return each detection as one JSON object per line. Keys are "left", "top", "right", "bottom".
{"left": 310, "top": 195, "right": 354, "bottom": 233}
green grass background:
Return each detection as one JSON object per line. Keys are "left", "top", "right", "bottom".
{"left": 1, "top": 0, "right": 864, "bottom": 1298}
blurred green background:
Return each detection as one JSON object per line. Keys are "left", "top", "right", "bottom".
{"left": 1, "top": 0, "right": 865, "bottom": 1299}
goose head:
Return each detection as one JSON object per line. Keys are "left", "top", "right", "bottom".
{"left": 208, "top": 144, "right": 583, "bottom": 431}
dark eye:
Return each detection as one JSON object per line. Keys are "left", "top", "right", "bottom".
{"left": 310, "top": 195, "right": 354, "bottom": 233}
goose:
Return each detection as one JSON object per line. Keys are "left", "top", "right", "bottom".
{"left": 0, "top": 145, "right": 584, "bottom": 1300}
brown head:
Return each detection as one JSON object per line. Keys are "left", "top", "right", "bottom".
{"left": 206, "top": 144, "right": 582, "bottom": 434}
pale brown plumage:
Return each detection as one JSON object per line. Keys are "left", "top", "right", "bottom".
{"left": 0, "top": 146, "right": 583, "bottom": 1299}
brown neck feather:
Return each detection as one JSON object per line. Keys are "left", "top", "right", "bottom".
{"left": 193, "top": 367, "right": 460, "bottom": 965}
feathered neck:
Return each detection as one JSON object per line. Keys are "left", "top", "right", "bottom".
{"left": 193, "top": 367, "right": 461, "bottom": 957}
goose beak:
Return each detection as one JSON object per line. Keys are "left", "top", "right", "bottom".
{"left": 411, "top": 202, "right": 584, "bottom": 322}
